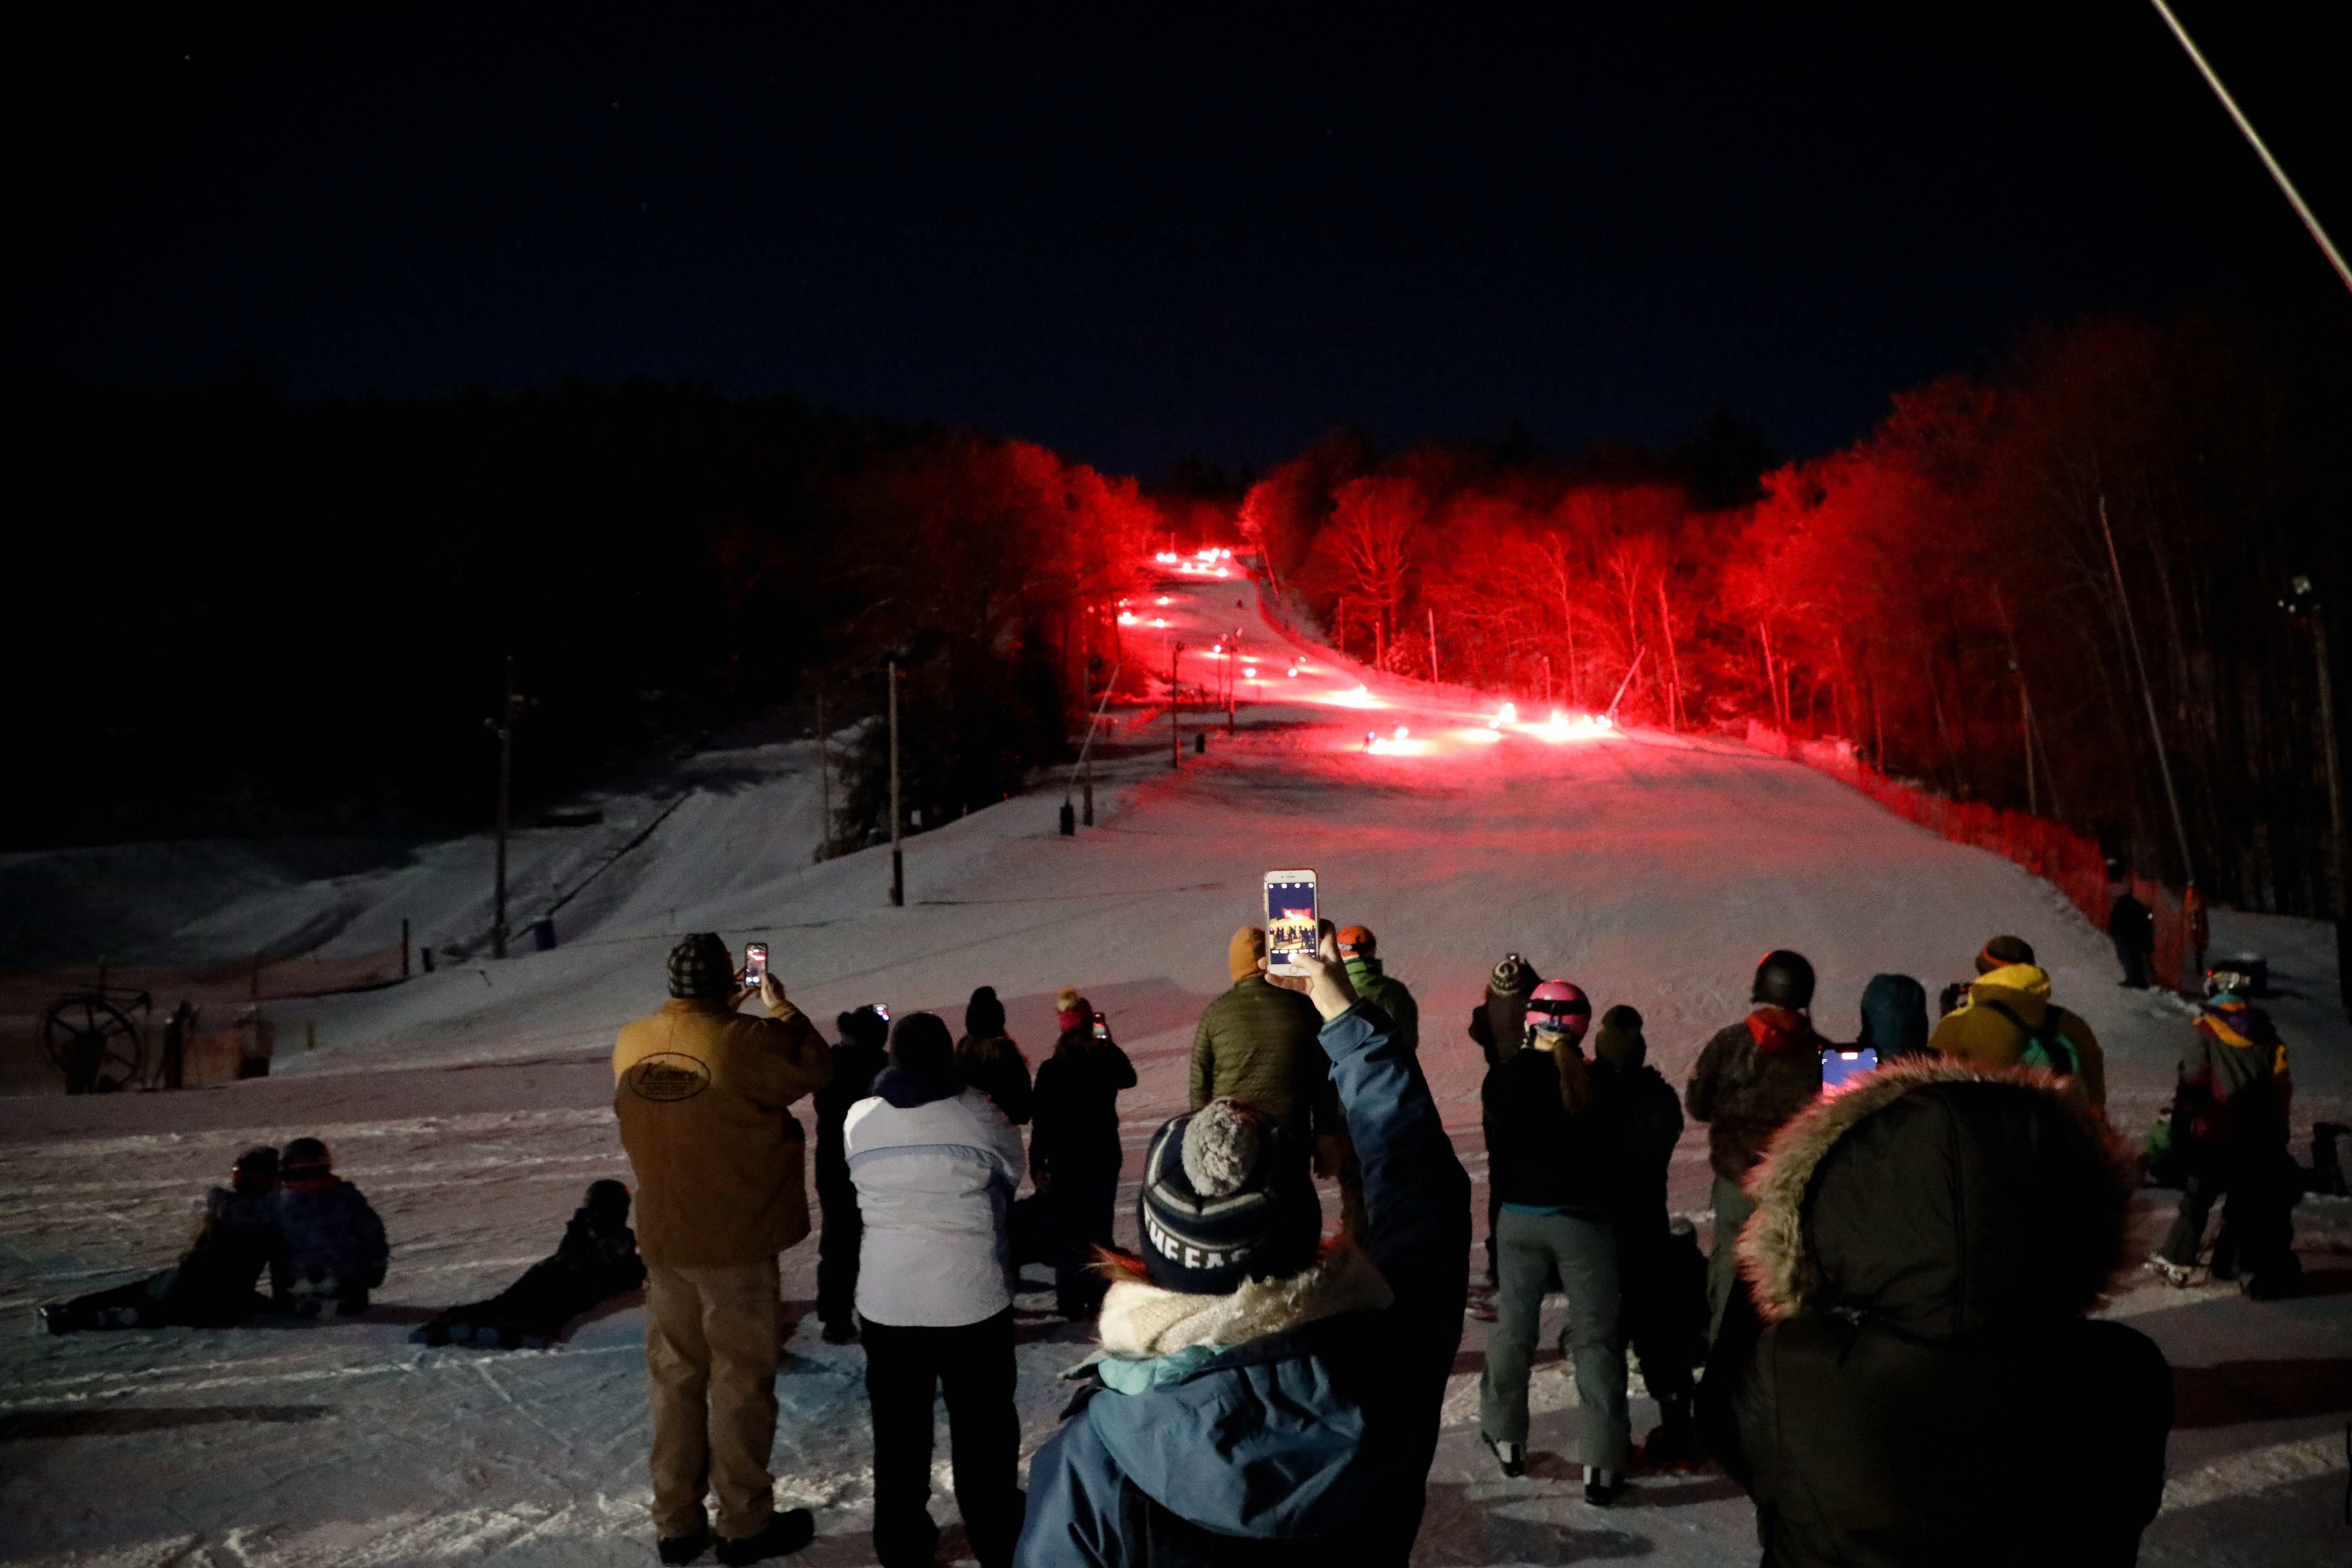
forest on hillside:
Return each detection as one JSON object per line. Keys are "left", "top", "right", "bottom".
{"left": 1242, "top": 315, "right": 2350, "bottom": 914}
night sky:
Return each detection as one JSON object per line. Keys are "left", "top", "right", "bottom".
{"left": 26, "top": 5, "right": 2350, "bottom": 477}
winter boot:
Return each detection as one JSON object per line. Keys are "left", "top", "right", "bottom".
{"left": 1642, "top": 1396, "right": 1703, "bottom": 1469}
{"left": 715, "top": 1508, "right": 814, "bottom": 1565}
{"left": 1481, "top": 1434, "right": 1525, "bottom": 1478}
{"left": 1583, "top": 1466, "right": 1625, "bottom": 1506}
{"left": 820, "top": 1320, "right": 858, "bottom": 1345}
{"left": 2142, "top": 1253, "right": 2196, "bottom": 1289}
{"left": 2312, "top": 1124, "right": 2350, "bottom": 1197}
{"left": 657, "top": 1525, "right": 713, "bottom": 1565}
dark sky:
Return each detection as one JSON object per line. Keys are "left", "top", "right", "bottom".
{"left": 26, "top": 5, "right": 2350, "bottom": 477}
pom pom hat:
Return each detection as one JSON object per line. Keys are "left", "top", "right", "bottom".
{"left": 667, "top": 933, "right": 734, "bottom": 1000}
{"left": 1137, "top": 1098, "right": 1320, "bottom": 1294}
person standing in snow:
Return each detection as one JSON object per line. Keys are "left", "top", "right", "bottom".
{"left": 2149, "top": 973, "right": 2301, "bottom": 1297}
{"left": 1929, "top": 935, "right": 2108, "bottom": 1112}
{"left": 1468, "top": 952, "right": 1541, "bottom": 1286}
{"left": 2109, "top": 888, "right": 2156, "bottom": 989}
{"left": 957, "top": 985, "right": 1035, "bottom": 1127}
{"left": 1852, "top": 973, "right": 1931, "bottom": 1062}
{"left": 846, "top": 1011, "right": 1029, "bottom": 1568}
{"left": 1684, "top": 950, "right": 1823, "bottom": 1341}
{"left": 614, "top": 933, "right": 833, "bottom": 1566}
{"left": 1337, "top": 925, "right": 1419, "bottom": 1054}
{"left": 1014, "top": 923, "right": 1470, "bottom": 1566}
{"left": 1028, "top": 993, "right": 1137, "bottom": 1318}
{"left": 813, "top": 1004, "right": 889, "bottom": 1344}
{"left": 1479, "top": 979, "right": 1633, "bottom": 1502}
{"left": 1190, "top": 926, "right": 1331, "bottom": 1168}
{"left": 272, "top": 1137, "right": 389, "bottom": 1318}
{"left": 413, "top": 1179, "right": 645, "bottom": 1349}
{"left": 39, "top": 1146, "right": 285, "bottom": 1333}
{"left": 1587, "top": 1004, "right": 1705, "bottom": 1467}
{"left": 1699, "top": 1057, "right": 2172, "bottom": 1566}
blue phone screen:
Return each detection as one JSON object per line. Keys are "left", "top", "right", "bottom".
{"left": 1820, "top": 1046, "right": 1880, "bottom": 1096}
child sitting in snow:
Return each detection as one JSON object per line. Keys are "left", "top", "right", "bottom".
{"left": 412, "top": 1179, "right": 647, "bottom": 1348}
{"left": 39, "top": 1146, "right": 286, "bottom": 1333}
{"left": 272, "top": 1137, "right": 389, "bottom": 1317}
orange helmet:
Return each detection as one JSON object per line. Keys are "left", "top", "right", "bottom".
{"left": 1336, "top": 925, "right": 1376, "bottom": 958}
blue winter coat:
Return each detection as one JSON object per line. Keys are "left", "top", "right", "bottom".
{"left": 1015, "top": 1002, "right": 1471, "bottom": 1566}
{"left": 273, "top": 1177, "right": 389, "bottom": 1292}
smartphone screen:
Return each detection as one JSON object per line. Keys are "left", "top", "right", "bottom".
{"left": 1819, "top": 1045, "right": 1879, "bottom": 1098}
{"left": 743, "top": 943, "right": 768, "bottom": 985}
{"left": 1263, "top": 868, "right": 1319, "bottom": 976}
{"left": 1091, "top": 1014, "right": 1109, "bottom": 1041}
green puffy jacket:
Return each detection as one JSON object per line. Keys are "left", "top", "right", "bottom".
{"left": 1190, "top": 976, "right": 1330, "bottom": 1146}
{"left": 1344, "top": 959, "right": 1420, "bottom": 1057}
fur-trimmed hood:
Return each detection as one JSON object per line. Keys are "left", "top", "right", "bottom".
{"left": 1736, "top": 1055, "right": 2134, "bottom": 1337}
{"left": 1097, "top": 1236, "right": 1393, "bottom": 1360}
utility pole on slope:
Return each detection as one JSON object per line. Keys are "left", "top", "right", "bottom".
{"left": 888, "top": 660, "right": 904, "bottom": 906}
{"left": 485, "top": 656, "right": 525, "bottom": 959}
{"left": 1170, "top": 641, "right": 1184, "bottom": 770}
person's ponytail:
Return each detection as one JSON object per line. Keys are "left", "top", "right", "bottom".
{"left": 1548, "top": 1036, "right": 1592, "bottom": 1114}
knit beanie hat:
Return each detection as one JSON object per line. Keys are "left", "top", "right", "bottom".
{"left": 583, "top": 1179, "right": 631, "bottom": 1223}
{"left": 281, "top": 1137, "right": 332, "bottom": 1177}
{"left": 966, "top": 985, "right": 1007, "bottom": 1039}
{"left": 1490, "top": 953, "right": 1536, "bottom": 997}
{"left": 1228, "top": 926, "right": 1266, "bottom": 984}
{"left": 1054, "top": 986, "right": 1086, "bottom": 1034}
{"left": 230, "top": 1146, "right": 279, "bottom": 1193}
{"left": 838, "top": 1005, "right": 889, "bottom": 1050}
{"left": 1976, "top": 934, "right": 2037, "bottom": 974}
{"left": 1137, "top": 1099, "right": 1321, "bottom": 1294}
{"left": 1594, "top": 1004, "right": 1646, "bottom": 1071}
{"left": 667, "top": 933, "right": 734, "bottom": 1000}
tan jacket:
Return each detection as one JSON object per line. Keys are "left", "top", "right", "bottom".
{"left": 614, "top": 997, "right": 833, "bottom": 1267}
{"left": 1929, "top": 963, "right": 2107, "bottom": 1111}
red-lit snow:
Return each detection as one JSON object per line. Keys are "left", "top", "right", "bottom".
{"left": 2, "top": 571, "right": 2345, "bottom": 1566}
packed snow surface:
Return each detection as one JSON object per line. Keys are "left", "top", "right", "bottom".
{"left": 3, "top": 568, "right": 2346, "bottom": 1565}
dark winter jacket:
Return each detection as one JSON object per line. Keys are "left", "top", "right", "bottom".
{"left": 1031, "top": 1034, "right": 1137, "bottom": 1186}
{"left": 272, "top": 1176, "right": 389, "bottom": 1294}
{"left": 2108, "top": 892, "right": 2154, "bottom": 949}
{"left": 1591, "top": 1057, "right": 1683, "bottom": 1226}
{"left": 1482, "top": 1045, "right": 1620, "bottom": 1214}
{"left": 957, "top": 1032, "right": 1036, "bottom": 1126}
{"left": 1341, "top": 959, "right": 1419, "bottom": 1056}
{"left": 1017, "top": 1003, "right": 1472, "bottom": 1566}
{"left": 169, "top": 1187, "right": 286, "bottom": 1324}
{"left": 1707, "top": 1057, "right": 2171, "bottom": 1568}
{"left": 425, "top": 1198, "right": 646, "bottom": 1346}
{"left": 1854, "top": 973, "right": 1930, "bottom": 1059}
{"left": 1467, "top": 985, "right": 1535, "bottom": 1067}
{"left": 1190, "top": 977, "right": 1329, "bottom": 1150}
{"left": 814, "top": 1035, "right": 887, "bottom": 1201}
{"left": 2177, "top": 1001, "right": 2292, "bottom": 1147}
{"left": 1685, "top": 1008, "right": 1823, "bottom": 1184}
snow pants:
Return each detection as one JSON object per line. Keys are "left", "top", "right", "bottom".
{"left": 1049, "top": 1172, "right": 1118, "bottom": 1320}
{"left": 1707, "top": 1174, "right": 1757, "bottom": 1346}
{"left": 2159, "top": 1142, "right": 2300, "bottom": 1287}
{"left": 1481, "top": 1208, "right": 1630, "bottom": 1470}
{"left": 1619, "top": 1218, "right": 1701, "bottom": 1405}
{"left": 644, "top": 1259, "right": 782, "bottom": 1542}
{"left": 861, "top": 1307, "right": 1024, "bottom": 1568}
{"left": 815, "top": 1176, "right": 862, "bottom": 1333}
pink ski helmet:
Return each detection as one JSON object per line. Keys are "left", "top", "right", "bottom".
{"left": 1526, "top": 979, "right": 1592, "bottom": 1040}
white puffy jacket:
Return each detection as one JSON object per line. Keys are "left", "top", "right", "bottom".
{"left": 845, "top": 1085, "right": 1026, "bottom": 1327}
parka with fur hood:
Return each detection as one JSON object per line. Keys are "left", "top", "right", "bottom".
{"left": 1707, "top": 1057, "right": 2171, "bottom": 1567}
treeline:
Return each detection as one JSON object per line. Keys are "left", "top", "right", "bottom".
{"left": 10, "top": 376, "right": 1153, "bottom": 852}
{"left": 1242, "top": 316, "right": 2350, "bottom": 914}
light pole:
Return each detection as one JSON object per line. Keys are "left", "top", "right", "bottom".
{"left": 484, "top": 656, "right": 525, "bottom": 959}
{"left": 1169, "top": 641, "right": 1184, "bottom": 770}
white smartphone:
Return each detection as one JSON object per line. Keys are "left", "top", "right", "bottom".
{"left": 1263, "top": 868, "right": 1319, "bottom": 978}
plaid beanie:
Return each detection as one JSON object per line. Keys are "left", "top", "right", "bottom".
{"left": 668, "top": 933, "right": 734, "bottom": 1000}
{"left": 1137, "top": 1099, "right": 1321, "bottom": 1294}
{"left": 1490, "top": 953, "right": 1536, "bottom": 997}
{"left": 1594, "top": 1004, "right": 1646, "bottom": 1071}
{"left": 1976, "top": 934, "right": 2037, "bottom": 975}
{"left": 281, "top": 1137, "right": 332, "bottom": 1176}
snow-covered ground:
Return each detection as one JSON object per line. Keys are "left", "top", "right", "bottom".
{"left": 3, "top": 567, "right": 2347, "bottom": 1566}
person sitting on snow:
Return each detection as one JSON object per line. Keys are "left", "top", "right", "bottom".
{"left": 413, "top": 1179, "right": 646, "bottom": 1348}
{"left": 1015, "top": 923, "right": 1470, "bottom": 1565}
{"left": 272, "top": 1137, "right": 389, "bottom": 1317}
{"left": 39, "top": 1146, "right": 286, "bottom": 1333}
{"left": 1930, "top": 934, "right": 2109, "bottom": 1111}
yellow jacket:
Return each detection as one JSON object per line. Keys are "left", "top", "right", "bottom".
{"left": 1929, "top": 963, "right": 2107, "bottom": 1111}
{"left": 614, "top": 997, "right": 833, "bottom": 1267}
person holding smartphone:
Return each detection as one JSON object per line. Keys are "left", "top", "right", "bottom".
{"left": 1028, "top": 991, "right": 1137, "bottom": 1318}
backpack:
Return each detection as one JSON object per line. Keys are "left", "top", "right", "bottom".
{"left": 1981, "top": 1000, "right": 2078, "bottom": 1076}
